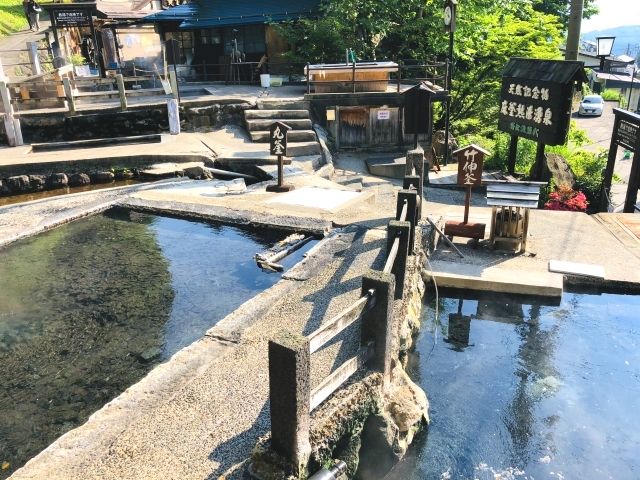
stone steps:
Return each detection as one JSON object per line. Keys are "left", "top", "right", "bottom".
{"left": 257, "top": 99, "right": 310, "bottom": 110}
{"left": 244, "top": 118, "right": 312, "bottom": 131}
{"left": 244, "top": 109, "right": 310, "bottom": 120}
{"left": 249, "top": 129, "right": 317, "bottom": 143}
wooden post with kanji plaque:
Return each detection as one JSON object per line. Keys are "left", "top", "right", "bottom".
{"left": 444, "top": 144, "right": 489, "bottom": 240}
{"left": 267, "top": 121, "right": 295, "bottom": 193}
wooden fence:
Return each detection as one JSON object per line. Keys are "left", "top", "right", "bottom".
{"left": 0, "top": 70, "right": 174, "bottom": 113}
{"left": 267, "top": 148, "right": 424, "bottom": 470}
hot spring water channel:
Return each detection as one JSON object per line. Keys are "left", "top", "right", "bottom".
{"left": 382, "top": 289, "right": 640, "bottom": 480}
{"left": 0, "top": 209, "right": 316, "bottom": 477}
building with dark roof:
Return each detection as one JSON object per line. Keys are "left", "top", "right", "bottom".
{"left": 142, "top": 0, "right": 320, "bottom": 81}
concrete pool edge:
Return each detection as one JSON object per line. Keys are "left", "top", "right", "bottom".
{"left": 10, "top": 225, "right": 344, "bottom": 479}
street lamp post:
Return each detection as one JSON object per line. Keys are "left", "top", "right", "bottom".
{"left": 596, "top": 36, "right": 615, "bottom": 71}
{"left": 629, "top": 66, "right": 636, "bottom": 112}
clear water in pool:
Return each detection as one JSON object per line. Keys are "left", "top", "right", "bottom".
{"left": 385, "top": 290, "right": 640, "bottom": 480}
{"left": 0, "top": 209, "right": 313, "bottom": 477}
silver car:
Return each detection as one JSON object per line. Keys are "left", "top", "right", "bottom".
{"left": 578, "top": 94, "right": 604, "bottom": 116}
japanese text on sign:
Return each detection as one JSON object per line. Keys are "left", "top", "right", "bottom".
{"left": 456, "top": 145, "right": 485, "bottom": 187}
{"left": 269, "top": 121, "right": 290, "bottom": 157}
{"left": 271, "top": 126, "right": 285, "bottom": 155}
{"left": 462, "top": 150, "right": 478, "bottom": 185}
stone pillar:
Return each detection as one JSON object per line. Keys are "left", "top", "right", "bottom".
{"left": 406, "top": 147, "right": 424, "bottom": 214}
{"left": 116, "top": 74, "right": 127, "bottom": 111}
{"left": 62, "top": 77, "right": 76, "bottom": 114}
{"left": 361, "top": 271, "right": 395, "bottom": 388}
{"left": 397, "top": 189, "right": 418, "bottom": 254}
{"left": 168, "top": 69, "right": 179, "bottom": 101}
{"left": 167, "top": 99, "right": 180, "bottom": 135}
{"left": 27, "top": 41, "right": 42, "bottom": 76}
{"left": 268, "top": 332, "right": 311, "bottom": 474}
{"left": 387, "top": 220, "right": 410, "bottom": 299}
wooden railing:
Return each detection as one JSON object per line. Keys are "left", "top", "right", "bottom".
{"left": 267, "top": 148, "right": 424, "bottom": 469}
{"left": 305, "top": 60, "right": 447, "bottom": 95}
{"left": 2, "top": 71, "right": 173, "bottom": 113}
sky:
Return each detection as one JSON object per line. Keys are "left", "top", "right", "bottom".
{"left": 582, "top": 0, "right": 640, "bottom": 32}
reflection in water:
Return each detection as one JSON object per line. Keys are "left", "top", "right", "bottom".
{"left": 0, "top": 209, "right": 312, "bottom": 477}
{"left": 385, "top": 290, "right": 640, "bottom": 480}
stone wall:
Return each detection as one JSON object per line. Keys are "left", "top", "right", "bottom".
{"left": 11, "top": 101, "right": 252, "bottom": 144}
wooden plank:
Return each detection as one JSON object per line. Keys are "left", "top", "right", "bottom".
{"left": 444, "top": 221, "right": 486, "bottom": 239}
{"left": 484, "top": 179, "right": 547, "bottom": 186}
{"left": 487, "top": 192, "right": 540, "bottom": 201}
{"left": 549, "top": 260, "right": 605, "bottom": 279}
{"left": 487, "top": 184, "right": 541, "bottom": 194}
{"left": 310, "top": 344, "right": 374, "bottom": 412}
{"left": 308, "top": 292, "right": 373, "bottom": 354}
{"left": 487, "top": 198, "right": 538, "bottom": 208}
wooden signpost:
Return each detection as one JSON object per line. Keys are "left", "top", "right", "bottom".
{"left": 498, "top": 59, "right": 587, "bottom": 178}
{"left": 601, "top": 108, "right": 640, "bottom": 212}
{"left": 444, "top": 144, "right": 489, "bottom": 239}
{"left": 267, "top": 121, "right": 295, "bottom": 193}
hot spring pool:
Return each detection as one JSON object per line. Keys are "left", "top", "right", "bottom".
{"left": 385, "top": 289, "right": 640, "bottom": 480}
{"left": 0, "top": 208, "right": 315, "bottom": 477}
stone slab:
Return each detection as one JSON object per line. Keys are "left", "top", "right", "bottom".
{"left": 549, "top": 260, "right": 605, "bottom": 279}
{"left": 263, "top": 186, "right": 372, "bottom": 213}
{"left": 426, "top": 260, "right": 564, "bottom": 297}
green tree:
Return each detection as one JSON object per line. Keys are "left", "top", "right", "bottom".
{"left": 532, "top": 0, "right": 598, "bottom": 28}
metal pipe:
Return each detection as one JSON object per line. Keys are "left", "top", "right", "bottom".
{"left": 309, "top": 460, "right": 347, "bottom": 480}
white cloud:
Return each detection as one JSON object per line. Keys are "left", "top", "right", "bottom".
{"left": 582, "top": 0, "right": 640, "bottom": 32}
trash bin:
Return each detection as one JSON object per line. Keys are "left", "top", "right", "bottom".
{"left": 260, "top": 74, "right": 271, "bottom": 88}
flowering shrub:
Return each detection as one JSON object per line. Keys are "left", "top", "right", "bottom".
{"left": 544, "top": 184, "right": 588, "bottom": 212}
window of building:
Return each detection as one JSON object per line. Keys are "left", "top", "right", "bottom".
{"left": 200, "top": 29, "right": 222, "bottom": 46}
{"left": 164, "top": 31, "right": 194, "bottom": 64}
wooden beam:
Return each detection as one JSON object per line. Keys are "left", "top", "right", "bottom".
{"left": 310, "top": 343, "right": 374, "bottom": 412}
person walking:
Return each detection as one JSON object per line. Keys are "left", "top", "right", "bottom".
{"left": 22, "top": 0, "right": 33, "bottom": 31}
{"left": 27, "top": 0, "right": 41, "bottom": 31}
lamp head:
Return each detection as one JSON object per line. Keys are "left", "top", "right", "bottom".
{"left": 596, "top": 36, "right": 615, "bottom": 58}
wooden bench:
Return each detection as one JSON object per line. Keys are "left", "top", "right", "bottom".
{"left": 485, "top": 180, "right": 546, "bottom": 252}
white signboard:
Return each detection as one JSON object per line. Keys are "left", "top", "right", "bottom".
{"left": 377, "top": 110, "right": 390, "bottom": 120}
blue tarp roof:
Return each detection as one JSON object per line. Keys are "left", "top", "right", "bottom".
{"left": 144, "top": 0, "right": 320, "bottom": 29}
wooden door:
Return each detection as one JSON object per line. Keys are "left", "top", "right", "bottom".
{"left": 369, "top": 107, "right": 399, "bottom": 146}
{"left": 339, "top": 107, "right": 368, "bottom": 148}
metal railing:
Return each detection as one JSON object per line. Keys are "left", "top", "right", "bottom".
{"left": 267, "top": 150, "right": 424, "bottom": 471}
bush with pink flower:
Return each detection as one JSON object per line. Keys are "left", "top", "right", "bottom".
{"left": 544, "top": 183, "right": 588, "bottom": 212}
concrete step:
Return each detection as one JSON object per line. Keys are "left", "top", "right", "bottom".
{"left": 286, "top": 141, "right": 322, "bottom": 156}
{"left": 244, "top": 109, "right": 310, "bottom": 120}
{"left": 257, "top": 99, "right": 310, "bottom": 110}
{"left": 245, "top": 118, "right": 312, "bottom": 131}
{"left": 250, "top": 130, "right": 317, "bottom": 143}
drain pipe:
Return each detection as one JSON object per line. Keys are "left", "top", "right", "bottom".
{"left": 309, "top": 460, "right": 347, "bottom": 480}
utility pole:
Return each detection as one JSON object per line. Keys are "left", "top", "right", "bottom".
{"left": 565, "top": 0, "right": 584, "bottom": 61}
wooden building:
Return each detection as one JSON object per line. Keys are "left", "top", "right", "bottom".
{"left": 142, "top": 0, "right": 319, "bottom": 80}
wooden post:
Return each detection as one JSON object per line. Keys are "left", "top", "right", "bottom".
{"left": 397, "top": 189, "right": 418, "bottom": 254}
{"left": 361, "top": 271, "right": 395, "bottom": 389}
{"left": 116, "top": 74, "right": 127, "bottom": 111}
{"left": 268, "top": 332, "right": 311, "bottom": 474}
{"left": 600, "top": 115, "right": 621, "bottom": 212}
{"left": 387, "top": 221, "right": 411, "bottom": 299}
{"left": 62, "top": 77, "right": 76, "bottom": 114}
{"left": 27, "top": 41, "right": 42, "bottom": 76}
{"left": 532, "top": 142, "right": 546, "bottom": 181}
{"left": 623, "top": 149, "right": 640, "bottom": 213}
{"left": 463, "top": 185, "right": 471, "bottom": 223}
{"left": 507, "top": 134, "right": 518, "bottom": 175}
{"left": 0, "top": 80, "right": 13, "bottom": 115}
